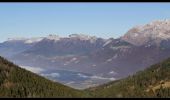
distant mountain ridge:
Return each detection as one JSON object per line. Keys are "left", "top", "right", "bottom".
{"left": 1, "top": 19, "right": 170, "bottom": 89}
{"left": 6, "top": 34, "right": 101, "bottom": 44}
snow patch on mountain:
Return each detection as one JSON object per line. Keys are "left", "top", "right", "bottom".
{"left": 69, "top": 34, "right": 98, "bottom": 43}
{"left": 113, "top": 54, "right": 118, "bottom": 59}
{"left": 7, "top": 37, "right": 44, "bottom": 44}
{"left": 24, "top": 37, "right": 44, "bottom": 44}
{"left": 103, "top": 39, "right": 112, "bottom": 47}
{"left": 106, "top": 58, "right": 112, "bottom": 62}
{"left": 45, "top": 34, "right": 60, "bottom": 41}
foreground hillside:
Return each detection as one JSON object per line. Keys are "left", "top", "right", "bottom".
{"left": 87, "top": 58, "right": 170, "bottom": 98}
{"left": 0, "top": 56, "right": 87, "bottom": 98}
{"left": 1, "top": 55, "right": 170, "bottom": 98}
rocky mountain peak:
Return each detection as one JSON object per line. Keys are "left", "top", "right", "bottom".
{"left": 121, "top": 19, "right": 170, "bottom": 46}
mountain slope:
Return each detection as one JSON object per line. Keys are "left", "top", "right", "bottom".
{"left": 88, "top": 58, "right": 170, "bottom": 98}
{"left": 0, "top": 56, "right": 87, "bottom": 98}
{"left": 20, "top": 34, "right": 105, "bottom": 57}
{"left": 0, "top": 40, "right": 34, "bottom": 58}
{"left": 121, "top": 19, "right": 170, "bottom": 46}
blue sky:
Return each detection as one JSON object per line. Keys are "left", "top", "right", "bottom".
{"left": 0, "top": 3, "right": 170, "bottom": 42}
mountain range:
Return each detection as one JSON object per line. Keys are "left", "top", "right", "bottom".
{"left": 1, "top": 19, "right": 170, "bottom": 89}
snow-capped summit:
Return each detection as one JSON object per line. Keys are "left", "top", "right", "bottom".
{"left": 69, "top": 34, "right": 97, "bottom": 43}
{"left": 69, "top": 34, "right": 91, "bottom": 40}
{"left": 45, "top": 34, "right": 60, "bottom": 41}
{"left": 121, "top": 19, "right": 170, "bottom": 46}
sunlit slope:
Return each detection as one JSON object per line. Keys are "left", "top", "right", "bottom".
{"left": 88, "top": 58, "right": 170, "bottom": 98}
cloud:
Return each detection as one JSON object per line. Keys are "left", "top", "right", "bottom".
{"left": 41, "top": 73, "right": 60, "bottom": 78}
{"left": 77, "top": 73, "right": 115, "bottom": 81}
{"left": 90, "top": 76, "right": 115, "bottom": 81}
{"left": 20, "top": 65, "right": 45, "bottom": 74}
{"left": 109, "top": 71, "right": 117, "bottom": 75}
{"left": 65, "top": 81, "right": 75, "bottom": 85}
{"left": 77, "top": 73, "right": 89, "bottom": 78}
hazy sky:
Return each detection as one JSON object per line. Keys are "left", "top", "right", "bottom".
{"left": 0, "top": 3, "right": 170, "bottom": 42}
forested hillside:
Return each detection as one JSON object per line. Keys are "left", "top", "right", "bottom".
{"left": 0, "top": 56, "right": 87, "bottom": 98}
{"left": 87, "top": 58, "right": 170, "bottom": 98}
{"left": 1, "top": 55, "right": 170, "bottom": 98}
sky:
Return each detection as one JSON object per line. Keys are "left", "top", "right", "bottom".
{"left": 0, "top": 3, "right": 170, "bottom": 42}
